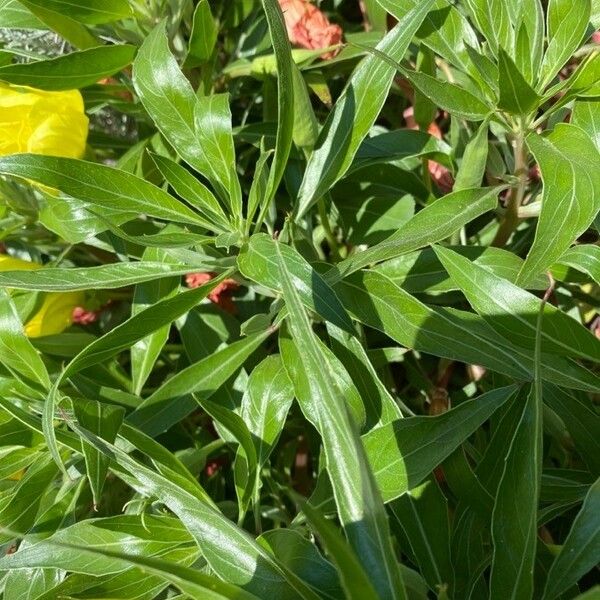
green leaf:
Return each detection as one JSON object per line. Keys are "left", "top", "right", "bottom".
{"left": 275, "top": 239, "right": 406, "bottom": 600}
{"left": 130, "top": 247, "right": 180, "bottom": 396}
{"left": 462, "top": 0, "right": 514, "bottom": 55}
{"left": 329, "top": 187, "right": 501, "bottom": 278}
{"left": 63, "top": 276, "right": 228, "bottom": 379}
{"left": 518, "top": 125, "right": 600, "bottom": 286}
{"left": 497, "top": 48, "right": 540, "bottom": 115}
{"left": 0, "top": 289, "right": 50, "bottom": 389}
{"left": 133, "top": 24, "right": 242, "bottom": 220}
{"left": 541, "top": 0, "right": 591, "bottom": 88}
{"left": 0, "top": 262, "right": 222, "bottom": 292}
{"left": 240, "top": 354, "right": 294, "bottom": 469}
{"left": 66, "top": 427, "right": 319, "bottom": 600}
{"left": 20, "top": 0, "right": 131, "bottom": 24}
{"left": 333, "top": 270, "right": 600, "bottom": 392}
{"left": 260, "top": 0, "right": 295, "bottom": 213}
{"left": 18, "top": 0, "right": 98, "bottom": 49}
{"left": 555, "top": 244, "right": 600, "bottom": 286}
{"left": 573, "top": 100, "right": 600, "bottom": 150}
{"left": 389, "top": 479, "right": 453, "bottom": 593}
{"left": 295, "top": 0, "right": 436, "bottom": 218}
{"left": 185, "top": 0, "right": 217, "bottom": 66}
{"left": 0, "top": 154, "right": 208, "bottom": 228}
{"left": 434, "top": 245, "right": 600, "bottom": 362}
{"left": 238, "top": 233, "right": 355, "bottom": 334}
{"left": 453, "top": 121, "right": 489, "bottom": 191}
{"left": 402, "top": 70, "right": 491, "bottom": 121}
{"left": 378, "top": 0, "right": 479, "bottom": 70}
{"left": 543, "top": 478, "right": 600, "bottom": 599}
{"left": 0, "top": 0, "right": 44, "bottom": 29}
{"left": 73, "top": 398, "right": 125, "bottom": 507}
{"left": 290, "top": 492, "right": 379, "bottom": 600}
{"left": 0, "top": 45, "right": 135, "bottom": 90}
{"left": 259, "top": 529, "right": 343, "bottom": 600}
{"left": 490, "top": 365, "right": 542, "bottom": 598}
{"left": 129, "top": 331, "right": 270, "bottom": 436}
{"left": 376, "top": 246, "right": 547, "bottom": 293}
{"left": 150, "top": 152, "right": 231, "bottom": 233}
{"left": 363, "top": 386, "right": 517, "bottom": 501}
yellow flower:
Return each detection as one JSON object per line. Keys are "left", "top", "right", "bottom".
{"left": 0, "top": 83, "right": 88, "bottom": 158}
{"left": 0, "top": 255, "right": 83, "bottom": 337}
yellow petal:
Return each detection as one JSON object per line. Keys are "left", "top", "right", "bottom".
{"left": 24, "top": 291, "right": 84, "bottom": 338}
{"left": 0, "top": 83, "right": 89, "bottom": 159}
{"left": 0, "top": 255, "right": 40, "bottom": 271}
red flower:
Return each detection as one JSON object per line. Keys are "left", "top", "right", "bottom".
{"left": 72, "top": 306, "right": 99, "bottom": 325}
{"left": 279, "top": 0, "right": 343, "bottom": 58}
{"left": 186, "top": 272, "right": 239, "bottom": 314}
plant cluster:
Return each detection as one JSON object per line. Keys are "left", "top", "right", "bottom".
{"left": 0, "top": 1, "right": 598, "bottom": 599}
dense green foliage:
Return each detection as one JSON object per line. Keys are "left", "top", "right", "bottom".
{"left": 0, "top": 1, "right": 599, "bottom": 598}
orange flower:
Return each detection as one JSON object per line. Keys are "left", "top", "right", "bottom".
{"left": 278, "top": 0, "right": 342, "bottom": 58}
{"left": 186, "top": 272, "right": 239, "bottom": 314}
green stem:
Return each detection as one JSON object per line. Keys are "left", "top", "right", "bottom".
{"left": 492, "top": 126, "right": 528, "bottom": 247}
{"left": 318, "top": 197, "right": 341, "bottom": 261}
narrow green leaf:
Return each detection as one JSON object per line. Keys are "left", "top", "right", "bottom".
{"left": 0, "top": 45, "right": 135, "bottom": 90}
{"left": 518, "top": 125, "right": 600, "bottom": 286}
{"left": 0, "top": 289, "right": 50, "bottom": 389}
{"left": 64, "top": 276, "right": 227, "bottom": 379}
{"left": 238, "top": 233, "right": 355, "bottom": 334}
{"left": 66, "top": 425, "right": 320, "bottom": 600}
{"left": 20, "top": 0, "right": 131, "bottom": 24}
{"left": 363, "top": 386, "right": 517, "bottom": 501}
{"left": 290, "top": 493, "right": 379, "bottom": 600}
{"left": 390, "top": 480, "right": 453, "bottom": 593}
{"left": 497, "top": 48, "right": 540, "bottom": 115}
{"left": 572, "top": 100, "right": 600, "bottom": 150}
{"left": 454, "top": 121, "right": 489, "bottom": 191}
{"left": 378, "top": 0, "right": 479, "bottom": 70}
{"left": 403, "top": 69, "right": 491, "bottom": 121}
{"left": 275, "top": 239, "right": 406, "bottom": 600}
{"left": 0, "top": 154, "right": 208, "bottom": 228}
{"left": 150, "top": 152, "right": 231, "bottom": 233}
{"left": 133, "top": 24, "right": 242, "bottom": 219}
{"left": 129, "top": 331, "right": 270, "bottom": 436}
{"left": 541, "top": 0, "right": 591, "bottom": 88}
{"left": 329, "top": 187, "right": 501, "bottom": 279}
{"left": 490, "top": 282, "right": 545, "bottom": 598}
{"left": 295, "top": 0, "right": 436, "bottom": 218}
{"left": 0, "top": 262, "right": 222, "bottom": 292}
{"left": 260, "top": 0, "right": 295, "bottom": 210}
{"left": 434, "top": 245, "right": 600, "bottom": 362}
{"left": 73, "top": 398, "right": 125, "bottom": 507}
{"left": 185, "top": 0, "right": 217, "bottom": 66}
{"left": 543, "top": 477, "right": 600, "bottom": 599}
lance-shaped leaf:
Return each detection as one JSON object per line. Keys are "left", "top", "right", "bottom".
{"left": 377, "top": 0, "right": 479, "bottom": 71}
{"left": 328, "top": 187, "right": 501, "bottom": 279}
{"left": 238, "top": 233, "right": 355, "bottom": 334}
{"left": 490, "top": 393, "right": 543, "bottom": 595}
{"left": 73, "top": 398, "right": 125, "bottom": 508}
{"left": 133, "top": 24, "right": 242, "bottom": 218}
{"left": 497, "top": 48, "right": 540, "bottom": 115}
{"left": 295, "top": 0, "right": 436, "bottom": 219}
{"left": 275, "top": 240, "right": 406, "bottom": 600}
{"left": 20, "top": 0, "right": 131, "bottom": 24}
{"left": 540, "top": 0, "right": 591, "bottom": 88}
{"left": 129, "top": 331, "right": 271, "bottom": 436}
{"left": 572, "top": 100, "right": 600, "bottom": 150}
{"left": 434, "top": 245, "right": 600, "bottom": 362}
{"left": 0, "top": 154, "right": 207, "bottom": 227}
{"left": 0, "top": 44, "right": 135, "bottom": 90}
{"left": 0, "top": 262, "right": 224, "bottom": 292}
{"left": 555, "top": 244, "right": 600, "bottom": 286}
{"left": 543, "top": 478, "right": 600, "bottom": 599}
{"left": 363, "top": 386, "right": 517, "bottom": 501}
{"left": 0, "top": 289, "right": 50, "bottom": 389}
{"left": 260, "top": 0, "right": 294, "bottom": 209}
{"left": 333, "top": 270, "right": 600, "bottom": 392}
{"left": 518, "top": 125, "right": 600, "bottom": 286}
